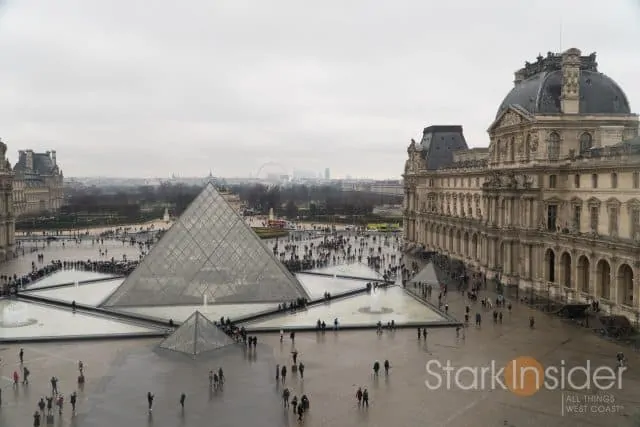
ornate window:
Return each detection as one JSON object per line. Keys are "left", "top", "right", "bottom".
{"left": 579, "top": 132, "right": 593, "bottom": 153}
{"left": 591, "top": 174, "right": 598, "bottom": 188}
{"left": 475, "top": 177, "right": 480, "bottom": 187}
{"left": 547, "top": 204, "right": 558, "bottom": 231}
{"left": 549, "top": 175, "right": 557, "bottom": 189}
{"left": 572, "top": 204, "right": 581, "bottom": 232}
{"left": 574, "top": 174, "right": 580, "bottom": 188}
{"left": 588, "top": 199, "right": 601, "bottom": 233}
{"left": 607, "top": 199, "right": 620, "bottom": 237}
{"left": 548, "top": 132, "right": 560, "bottom": 160}
{"left": 634, "top": 172, "right": 639, "bottom": 189}
{"left": 611, "top": 173, "right": 618, "bottom": 189}
{"left": 632, "top": 208, "right": 640, "bottom": 240}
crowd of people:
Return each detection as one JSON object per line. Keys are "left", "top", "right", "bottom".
{"left": 0, "top": 258, "right": 140, "bottom": 296}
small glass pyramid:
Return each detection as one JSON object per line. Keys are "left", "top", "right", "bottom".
{"left": 158, "top": 311, "right": 235, "bottom": 356}
{"left": 410, "top": 262, "right": 440, "bottom": 285}
{"left": 103, "top": 183, "right": 309, "bottom": 307}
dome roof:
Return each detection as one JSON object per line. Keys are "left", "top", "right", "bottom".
{"left": 496, "top": 52, "right": 631, "bottom": 118}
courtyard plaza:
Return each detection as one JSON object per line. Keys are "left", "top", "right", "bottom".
{"left": 1, "top": 295, "right": 639, "bottom": 426}
{"left": 1, "top": 233, "right": 638, "bottom": 425}
{"left": 2, "top": 239, "right": 147, "bottom": 278}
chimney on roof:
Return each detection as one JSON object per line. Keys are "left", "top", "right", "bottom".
{"left": 25, "top": 150, "right": 34, "bottom": 171}
{"left": 51, "top": 150, "right": 57, "bottom": 166}
{"left": 561, "top": 48, "right": 581, "bottom": 114}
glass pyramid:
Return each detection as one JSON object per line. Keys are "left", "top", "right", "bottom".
{"left": 158, "top": 310, "right": 235, "bottom": 356}
{"left": 410, "top": 262, "right": 442, "bottom": 285}
{"left": 103, "top": 183, "right": 310, "bottom": 307}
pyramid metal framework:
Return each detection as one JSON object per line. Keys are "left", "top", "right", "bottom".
{"left": 158, "top": 311, "right": 235, "bottom": 356}
{"left": 103, "top": 182, "right": 310, "bottom": 307}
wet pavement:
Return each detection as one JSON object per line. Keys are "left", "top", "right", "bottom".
{"left": 1, "top": 302, "right": 640, "bottom": 426}
{"left": 2, "top": 236, "right": 640, "bottom": 425}
{"left": 2, "top": 240, "right": 145, "bottom": 277}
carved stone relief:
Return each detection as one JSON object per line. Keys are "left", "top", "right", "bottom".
{"left": 501, "top": 112, "right": 521, "bottom": 128}
{"left": 529, "top": 132, "right": 539, "bottom": 152}
{"left": 515, "top": 135, "right": 524, "bottom": 154}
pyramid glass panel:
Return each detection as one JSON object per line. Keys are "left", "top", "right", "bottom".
{"left": 103, "top": 183, "right": 309, "bottom": 307}
{"left": 26, "top": 270, "right": 119, "bottom": 290}
{"left": 0, "top": 299, "right": 161, "bottom": 340}
{"left": 243, "top": 286, "right": 447, "bottom": 329}
{"left": 23, "top": 278, "right": 125, "bottom": 307}
{"left": 306, "top": 262, "right": 383, "bottom": 280}
{"left": 114, "top": 303, "right": 277, "bottom": 323}
{"left": 158, "top": 311, "right": 235, "bottom": 355}
{"left": 295, "top": 274, "right": 368, "bottom": 299}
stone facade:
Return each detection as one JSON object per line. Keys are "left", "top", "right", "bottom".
{"left": 403, "top": 48, "right": 640, "bottom": 321}
{"left": 13, "top": 149, "right": 64, "bottom": 217}
{"left": 0, "top": 139, "right": 15, "bottom": 261}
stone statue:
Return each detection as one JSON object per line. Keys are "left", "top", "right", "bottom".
{"left": 528, "top": 133, "right": 539, "bottom": 152}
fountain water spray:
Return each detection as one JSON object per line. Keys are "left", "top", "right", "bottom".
{"left": 0, "top": 302, "right": 36, "bottom": 327}
{"left": 203, "top": 295, "right": 208, "bottom": 307}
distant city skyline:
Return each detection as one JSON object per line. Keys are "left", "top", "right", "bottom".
{"left": 0, "top": 1, "right": 639, "bottom": 179}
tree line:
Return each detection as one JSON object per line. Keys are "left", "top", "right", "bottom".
{"left": 17, "top": 182, "right": 403, "bottom": 230}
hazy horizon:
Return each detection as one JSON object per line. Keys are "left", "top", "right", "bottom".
{"left": 1, "top": 0, "right": 639, "bottom": 179}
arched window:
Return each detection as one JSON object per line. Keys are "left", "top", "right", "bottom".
{"left": 579, "top": 132, "right": 593, "bottom": 153}
{"left": 548, "top": 132, "right": 560, "bottom": 160}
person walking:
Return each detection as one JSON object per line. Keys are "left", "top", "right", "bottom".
{"left": 147, "top": 392, "right": 154, "bottom": 413}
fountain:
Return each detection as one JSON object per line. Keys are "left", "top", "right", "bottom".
{"left": 268, "top": 208, "right": 275, "bottom": 221}
{"left": 163, "top": 208, "right": 170, "bottom": 222}
{"left": 75, "top": 280, "right": 79, "bottom": 289}
{"left": 0, "top": 301, "right": 38, "bottom": 328}
{"left": 203, "top": 295, "right": 208, "bottom": 308}
{"left": 357, "top": 288, "right": 393, "bottom": 315}
{"left": 369, "top": 290, "right": 382, "bottom": 313}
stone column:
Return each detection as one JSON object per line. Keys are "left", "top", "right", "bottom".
{"left": 634, "top": 270, "right": 640, "bottom": 311}
{"left": 532, "top": 244, "right": 541, "bottom": 281}
{"left": 589, "top": 261, "right": 597, "bottom": 297}
{"left": 571, "top": 254, "right": 579, "bottom": 290}
{"left": 610, "top": 262, "right": 618, "bottom": 303}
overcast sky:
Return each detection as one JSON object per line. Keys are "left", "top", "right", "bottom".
{"left": 0, "top": 1, "right": 638, "bottom": 179}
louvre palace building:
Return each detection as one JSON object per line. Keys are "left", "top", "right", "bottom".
{"left": 402, "top": 48, "right": 640, "bottom": 321}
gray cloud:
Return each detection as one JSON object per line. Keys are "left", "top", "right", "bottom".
{"left": 0, "top": 0, "right": 638, "bottom": 178}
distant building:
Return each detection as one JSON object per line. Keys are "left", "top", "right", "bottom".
{"left": 324, "top": 168, "right": 331, "bottom": 180}
{"left": 370, "top": 180, "right": 404, "bottom": 196}
{"left": 0, "top": 139, "right": 15, "bottom": 261}
{"left": 13, "top": 149, "right": 64, "bottom": 217}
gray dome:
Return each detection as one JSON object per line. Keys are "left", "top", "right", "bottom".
{"left": 496, "top": 70, "right": 631, "bottom": 118}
